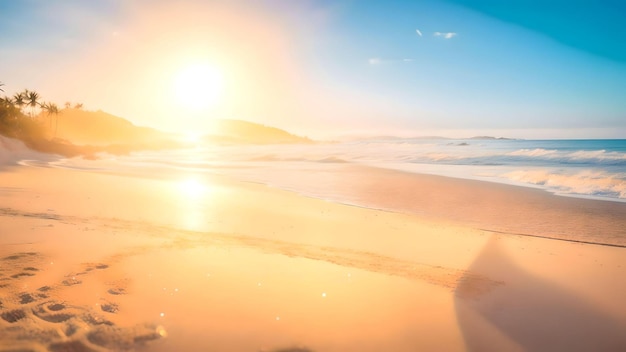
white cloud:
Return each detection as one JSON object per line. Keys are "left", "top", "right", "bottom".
{"left": 369, "top": 58, "right": 415, "bottom": 65}
{"left": 415, "top": 29, "right": 422, "bottom": 37}
{"left": 434, "top": 32, "right": 457, "bottom": 39}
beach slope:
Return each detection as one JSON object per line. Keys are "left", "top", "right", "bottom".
{"left": 0, "top": 163, "right": 625, "bottom": 351}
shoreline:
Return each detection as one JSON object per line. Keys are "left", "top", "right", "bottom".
{"left": 370, "top": 162, "right": 626, "bottom": 204}
{"left": 206, "top": 163, "right": 626, "bottom": 247}
{"left": 3, "top": 132, "right": 625, "bottom": 205}
{"left": 1, "top": 161, "right": 626, "bottom": 351}
{"left": 8, "top": 153, "right": 626, "bottom": 246}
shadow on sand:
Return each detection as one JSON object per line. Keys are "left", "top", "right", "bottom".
{"left": 455, "top": 235, "right": 626, "bottom": 352}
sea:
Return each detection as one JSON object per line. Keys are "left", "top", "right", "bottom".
{"left": 49, "top": 138, "right": 626, "bottom": 204}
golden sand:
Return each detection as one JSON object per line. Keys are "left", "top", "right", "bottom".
{"left": 0, "top": 165, "right": 625, "bottom": 351}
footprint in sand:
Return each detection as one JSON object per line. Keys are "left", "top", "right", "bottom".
{"left": 267, "top": 348, "right": 315, "bottom": 352}
{"left": 74, "top": 263, "right": 110, "bottom": 277}
{"left": 2, "top": 252, "right": 38, "bottom": 261}
{"left": 1, "top": 252, "right": 42, "bottom": 282}
{"left": 106, "top": 278, "right": 130, "bottom": 296}
{"left": 38, "top": 285, "right": 52, "bottom": 292}
{"left": 61, "top": 277, "right": 83, "bottom": 286}
{"left": 0, "top": 251, "right": 164, "bottom": 351}
{"left": 18, "top": 293, "right": 36, "bottom": 305}
{"left": 1, "top": 309, "right": 26, "bottom": 323}
{"left": 48, "top": 340, "right": 95, "bottom": 352}
{"left": 86, "top": 323, "right": 163, "bottom": 350}
{"left": 32, "top": 300, "right": 76, "bottom": 324}
{"left": 107, "top": 287, "right": 128, "bottom": 296}
{"left": 10, "top": 271, "right": 36, "bottom": 279}
{"left": 100, "top": 302, "right": 119, "bottom": 314}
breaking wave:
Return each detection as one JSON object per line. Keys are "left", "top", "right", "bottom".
{"left": 15, "top": 137, "right": 626, "bottom": 202}
{"left": 504, "top": 169, "right": 626, "bottom": 200}
{"left": 505, "top": 148, "right": 626, "bottom": 165}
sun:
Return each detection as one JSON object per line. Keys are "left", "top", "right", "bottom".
{"left": 178, "top": 178, "right": 207, "bottom": 198}
{"left": 174, "top": 64, "right": 223, "bottom": 111}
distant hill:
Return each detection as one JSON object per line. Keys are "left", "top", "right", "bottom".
{"left": 205, "top": 119, "right": 312, "bottom": 145}
{"left": 346, "top": 135, "right": 449, "bottom": 141}
{"left": 468, "top": 136, "right": 516, "bottom": 140}
{"left": 52, "top": 109, "right": 171, "bottom": 146}
{"left": 32, "top": 109, "right": 311, "bottom": 152}
{"left": 51, "top": 111, "right": 310, "bottom": 146}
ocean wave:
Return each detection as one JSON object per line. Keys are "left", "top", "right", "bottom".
{"left": 17, "top": 160, "right": 54, "bottom": 168}
{"left": 249, "top": 154, "right": 280, "bottom": 162}
{"left": 244, "top": 154, "right": 349, "bottom": 163}
{"left": 506, "top": 148, "right": 626, "bottom": 164}
{"left": 504, "top": 169, "right": 626, "bottom": 199}
{"left": 568, "top": 150, "right": 626, "bottom": 161}
{"left": 507, "top": 148, "right": 559, "bottom": 157}
{"left": 424, "top": 153, "right": 465, "bottom": 162}
{"left": 316, "top": 156, "right": 349, "bottom": 163}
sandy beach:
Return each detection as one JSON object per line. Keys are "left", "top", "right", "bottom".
{"left": 1, "top": 158, "right": 625, "bottom": 352}
{"left": 2, "top": 0, "right": 625, "bottom": 350}
{"left": 0, "top": 0, "right": 626, "bottom": 352}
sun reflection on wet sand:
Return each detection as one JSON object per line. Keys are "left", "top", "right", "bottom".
{"left": 178, "top": 178, "right": 209, "bottom": 198}
{"left": 119, "top": 245, "right": 464, "bottom": 352}
{"left": 174, "top": 176, "right": 215, "bottom": 231}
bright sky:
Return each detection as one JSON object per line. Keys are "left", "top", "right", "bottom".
{"left": 1, "top": 0, "right": 625, "bottom": 139}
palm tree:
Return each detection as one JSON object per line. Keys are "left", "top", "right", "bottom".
{"left": 64, "top": 101, "right": 71, "bottom": 109}
{"left": 8, "top": 92, "right": 26, "bottom": 132}
{"left": 74, "top": 103, "right": 83, "bottom": 109}
{"left": 0, "top": 95, "right": 13, "bottom": 106}
{"left": 25, "top": 90, "right": 40, "bottom": 118}
{"left": 0, "top": 82, "right": 4, "bottom": 92}
{"left": 0, "top": 96, "right": 10, "bottom": 125}
{"left": 49, "top": 103, "right": 61, "bottom": 139}
{"left": 40, "top": 101, "right": 60, "bottom": 136}
{"left": 13, "top": 92, "right": 25, "bottom": 111}
{"left": 0, "top": 96, "right": 12, "bottom": 123}
{"left": 40, "top": 101, "right": 52, "bottom": 128}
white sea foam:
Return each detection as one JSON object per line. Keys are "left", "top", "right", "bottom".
{"left": 507, "top": 148, "right": 558, "bottom": 157}
{"left": 0, "top": 136, "right": 57, "bottom": 167}
{"left": 568, "top": 150, "right": 626, "bottom": 161}
{"left": 506, "top": 148, "right": 626, "bottom": 163}
{"left": 11, "top": 138, "right": 626, "bottom": 202}
{"left": 504, "top": 169, "right": 626, "bottom": 199}
{"left": 424, "top": 152, "right": 463, "bottom": 162}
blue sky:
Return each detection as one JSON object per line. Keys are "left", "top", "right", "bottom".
{"left": 1, "top": 0, "right": 625, "bottom": 138}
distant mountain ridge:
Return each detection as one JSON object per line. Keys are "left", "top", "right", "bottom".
{"left": 205, "top": 119, "right": 312, "bottom": 145}
{"left": 468, "top": 136, "right": 516, "bottom": 140}
{"left": 52, "top": 111, "right": 311, "bottom": 147}
{"left": 344, "top": 135, "right": 516, "bottom": 142}
{"left": 53, "top": 109, "right": 170, "bottom": 146}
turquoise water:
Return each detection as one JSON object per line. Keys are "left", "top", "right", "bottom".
{"left": 355, "top": 138, "right": 626, "bottom": 201}
{"left": 17, "top": 137, "right": 622, "bottom": 247}
{"left": 187, "top": 138, "right": 626, "bottom": 202}
{"left": 46, "top": 138, "right": 626, "bottom": 202}
{"left": 368, "top": 138, "right": 626, "bottom": 200}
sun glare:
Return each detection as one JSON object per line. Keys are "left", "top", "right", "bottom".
{"left": 174, "top": 64, "right": 223, "bottom": 111}
{"left": 183, "top": 131, "right": 202, "bottom": 144}
{"left": 179, "top": 178, "right": 208, "bottom": 198}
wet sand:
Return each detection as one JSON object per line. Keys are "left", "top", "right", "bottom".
{"left": 1, "top": 165, "right": 625, "bottom": 351}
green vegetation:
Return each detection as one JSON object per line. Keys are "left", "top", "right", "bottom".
{"left": 1, "top": 81, "right": 312, "bottom": 158}
{"left": 1, "top": 87, "right": 49, "bottom": 142}
{"left": 0, "top": 82, "right": 164, "bottom": 158}
{"left": 1, "top": 82, "right": 75, "bottom": 142}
